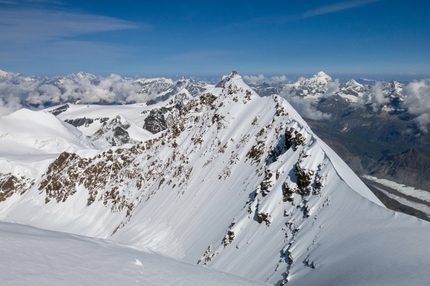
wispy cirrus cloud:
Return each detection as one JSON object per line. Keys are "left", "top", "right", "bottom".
{"left": 303, "top": 0, "right": 380, "bottom": 18}
{"left": 0, "top": 7, "right": 150, "bottom": 73}
{"left": 222, "top": 0, "right": 380, "bottom": 29}
{"left": 0, "top": 9, "right": 144, "bottom": 44}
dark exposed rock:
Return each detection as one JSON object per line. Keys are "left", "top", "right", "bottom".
{"left": 143, "top": 107, "right": 171, "bottom": 134}
{"left": 249, "top": 84, "right": 283, "bottom": 97}
{"left": 91, "top": 116, "right": 137, "bottom": 147}
{"left": 316, "top": 95, "right": 352, "bottom": 120}
{"left": 65, "top": 117, "right": 109, "bottom": 128}
{"left": 0, "top": 173, "right": 35, "bottom": 202}
{"left": 369, "top": 148, "right": 430, "bottom": 192}
{"left": 143, "top": 92, "right": 191, "bottom": 134}
{"left": 146, "top": 99, "right": 157, "bottom": 106}
{"left": 49, "top": 104, "right": 70, "bottom": 116}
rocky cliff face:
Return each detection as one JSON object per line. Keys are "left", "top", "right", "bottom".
{"left": 90, "top": 115, "right": 139, "bottom": 149}
{"left": 0, "top": 174, "right": 34, "bottom": 202}
{"left": 142, "top": 91, "right": 192, "bottom": 134}
{"left": 369, "top": 148, "right": 430, "bottom": 191}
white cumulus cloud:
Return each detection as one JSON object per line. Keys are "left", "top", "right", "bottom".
{"left": 280, "top": 86, "right": 331, "bottom": 120}
{"left": 402, "top": 79, "right": 430, "bottom": 132}
{"left": 0, "top": 72, "right": 159, "bottom": 116}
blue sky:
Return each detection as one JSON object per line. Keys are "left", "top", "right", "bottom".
{"left": 0, "top": 0, "right": 429, "bottom": 79}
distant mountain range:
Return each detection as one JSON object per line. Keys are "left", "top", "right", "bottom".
{"left": 1, "top": 68, "right": 429, "bottom": 220}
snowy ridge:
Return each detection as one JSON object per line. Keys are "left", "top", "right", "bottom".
{"left": 0, "top": 72, "right": 430, "bottom": 285}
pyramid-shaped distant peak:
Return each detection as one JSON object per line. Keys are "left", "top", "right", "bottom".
{"left": 313, "top": 71, "right": 332, "bottom": 80}
{"left": 344, "top": 79, "right": 362, "bottom": 86}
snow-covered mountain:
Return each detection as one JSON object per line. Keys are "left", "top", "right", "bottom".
{"left": 383, "top": 79, "right": 405, "bottom": 99}
{"left": 0, "top": 68, "right": 413, "bottom": 117}
{"left": 288, "top": 71, "right": 333, "bottom": 100}
{"left": 251, "top": 72, "right": 408, "bottom": 111}
{"left": 1, "top": 72, "right": 430, "bottom": 285}
{"left": 336, "top": 79, "right": 369, "bottom": 102}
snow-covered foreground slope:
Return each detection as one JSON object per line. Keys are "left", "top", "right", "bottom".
{"left": 0, "top": 221, "right": 266, "bottom": 286}
{"left": 1, "top": 72, "right": 430, "bottom": 285}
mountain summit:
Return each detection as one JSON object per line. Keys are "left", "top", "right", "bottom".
{"left": 1, "top": 72, "right": 430, "bottom": 285}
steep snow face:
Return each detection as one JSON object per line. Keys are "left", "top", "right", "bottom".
{"left": 1, "top": 72, "right": 430, "bottom": 285}
{"left": 0, "top": 221, "right": 267, "bottom": 286}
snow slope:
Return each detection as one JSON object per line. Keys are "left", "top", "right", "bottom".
{"left": 1, "top": 72, "right": 430, "bottom": 285}
{"left": 0, "top": 108, "right": 94, "bottom": 180}
{"left": 0, "top": 221, "right": 266, "bottom": 286}
{"left": 0, "top": 108, "right": 92, "bottom": 155}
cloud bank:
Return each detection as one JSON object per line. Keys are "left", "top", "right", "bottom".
{"left": 324, "top": 79, "right": 340, "bottom": 97}
{"left": 280, "top": 85, "right": 332, "bottom": 120}
{"left": 0, "top": 72, "right": 159, "bottom": 116}
{"left": 402, "top": 79, "right": 430, "bottom": 132}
